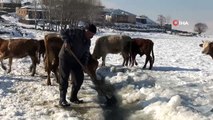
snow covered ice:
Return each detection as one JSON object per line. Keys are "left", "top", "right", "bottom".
{"left": 0, "top": 15, "right": 213, "bottom": 120}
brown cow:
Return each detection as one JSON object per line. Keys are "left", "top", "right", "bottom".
{"left": 44, "top": 33, "right": 63, "bottom": 85}
{"left": 44, "top": 33, "right": 99, "bottom": 85}
{"left": 0, "top": 38, "right": 40, "bottom": 76}
{"left": 124, "top": 38, "right": 155, "bottom": 69}
{"left": 199, "top": 40, "right": 213, "bottom": 59}
{"left": 92, "top": 35, "right": 132, "bottom": 66}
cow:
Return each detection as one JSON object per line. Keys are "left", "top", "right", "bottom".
{"left": 92, "top": 35, "right": 132, "bottom": 66}
{"left": 44, "top": 33, "right": 63, "bottom": 85}
{"left": 199, "top": 40, "right": 213, "bottom": 59}
{"left": 124, "top": 38, "right": 155, "bottom": 70}
{"left": 0, "top": 38, "right": 40, "bottom": 76}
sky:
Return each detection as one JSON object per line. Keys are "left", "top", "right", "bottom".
{"left": 101, "top": 0, "right": 213, "bottom": 34}
{"left": 1, "top": 14, "right": 213, "bottom": 120}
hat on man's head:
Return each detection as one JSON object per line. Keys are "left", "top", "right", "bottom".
{"left": 86, "top": 24, "right": 97, "bottom": 34}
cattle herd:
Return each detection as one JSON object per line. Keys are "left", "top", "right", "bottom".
{"left": 1, "top": 33, "right": 209, "bottom": 86}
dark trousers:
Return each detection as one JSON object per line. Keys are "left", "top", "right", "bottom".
{"left": 59, "top": 55, "right": 84, "bottom": 102}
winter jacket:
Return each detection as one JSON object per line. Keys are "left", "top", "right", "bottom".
{"left": 59, "top": 28, "right": 91, "bottom": 65}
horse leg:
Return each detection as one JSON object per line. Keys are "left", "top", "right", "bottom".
{"left": 7, "top": 57, "right": 13, "bottom": 73}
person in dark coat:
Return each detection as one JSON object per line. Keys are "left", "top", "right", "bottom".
{"left": 58, "top": 24, "right": 97, "bottom": 107}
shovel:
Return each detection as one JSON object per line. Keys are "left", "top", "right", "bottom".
{"left": 65, "top": 47, "right": 117, "bottom": 106}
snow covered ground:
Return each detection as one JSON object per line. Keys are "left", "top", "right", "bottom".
{"left": 0, "top": 15, "right": 213, "bottom": 120}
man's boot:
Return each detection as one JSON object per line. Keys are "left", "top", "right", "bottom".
{"left": 70, "top": 87, "right": 83, "bottom": 104}
{"left": 59, "top": 91, "right": 70, "bottom": 107}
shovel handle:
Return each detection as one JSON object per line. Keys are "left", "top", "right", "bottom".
{"left": 65, "top": 47, "right": 112, "bottom": 98}
{"left": 65, "top": 47, "right": 96, "bottom": 80}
